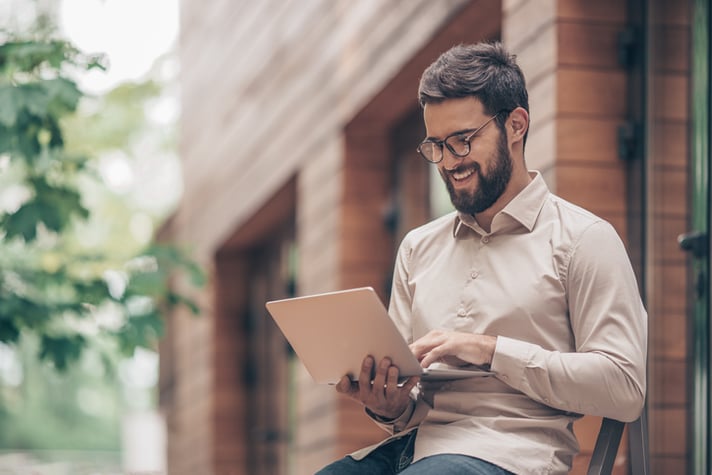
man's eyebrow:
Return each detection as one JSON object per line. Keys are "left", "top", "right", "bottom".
{"left": 424, "top": 127, "right": 477, "bottom": 141}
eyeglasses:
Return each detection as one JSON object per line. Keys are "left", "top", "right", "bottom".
{"left": 417, "top": 113, "right": 500, "bottom": 164}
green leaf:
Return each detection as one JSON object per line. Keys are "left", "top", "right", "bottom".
{"left": 0, "top": 293, "right": 51, "bottom": 330}
{"left": 167, "top": 291, "right": 200, "bottom": 315}
{"left": 18, "top": 83, "right": 51, "bottom": 118}
{"left": 46, "top": 117, "right": 64, "bottom": 148}
{"left": 0, "top": 84, "right": 20, "bottom": 127}
{"left": 0, "top": 37, "right": 205, "bottom": 374}
{"left": 74, "top": 279, "right": 112, "bottom": 305}
{"left": 34, "top": 178, "right": 88, "bottom": 212}
{"left": 0, "top": 40, "right": 70, "bottom": 74}
{"left": 1, "top": 202, "right": 42, "bottom": 241}
{"left": 186, "top": 261, "right": 207, "bottom": 287}
{"left": 44, "top": 78, "right": 82, "bottom": 116}
{"left": 0, "top": 319, "right": 20, "bottom": 343}
{"left": 15, "top": 111, "right": 42, "bottom": 159}
{"left": 112, "top": 313, "right": 163, "bottom": 356}
{"left": 39, "top": 334, "right": 86, "bottom": 371}
{"left": 0, "top": 124, "right": 16, "bottom": 153}
{"left": 84, "top": 54, "right": 108, "bottom": 72}
{"left": 0, "top": 178, "right": 90, "bottom": 241}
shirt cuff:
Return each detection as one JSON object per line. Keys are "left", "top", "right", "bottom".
{"left": 365, "top": 399, "right": 415, "bottom": 433}
{"left": 490, "top": 335, "right": 534, "bottom": 387}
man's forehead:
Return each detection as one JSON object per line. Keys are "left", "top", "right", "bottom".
{"left": 423, "top": 97, "right": 487, "bottom": 136}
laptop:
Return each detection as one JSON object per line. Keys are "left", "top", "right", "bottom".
{"left": 265, "top": 287, "right": 491, "bottom": 384}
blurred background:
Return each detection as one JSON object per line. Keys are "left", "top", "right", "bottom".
{"left": 1, "top": 0, "right": 711, "bottom": 475}
{"left": 0, "top": 0, "right": 186, "bottom": 473}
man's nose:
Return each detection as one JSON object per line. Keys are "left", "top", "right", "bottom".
{"left": 441, "top": 146, "right": 463, "bottom": 170}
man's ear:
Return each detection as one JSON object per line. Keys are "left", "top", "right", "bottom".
{"left": 508, "top": 107, "right": 529, "bottom": 144}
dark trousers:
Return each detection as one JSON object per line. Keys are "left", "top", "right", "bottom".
{"left": 315, "top": 430, "right": 514, "bottom": 475}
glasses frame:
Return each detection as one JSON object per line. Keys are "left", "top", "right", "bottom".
{"left": 417, "top": 112, "right": 501, "bottom": 164}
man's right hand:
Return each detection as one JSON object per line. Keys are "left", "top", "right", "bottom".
{"left": 335, "top": 355, "right": 419, "bottom": 420}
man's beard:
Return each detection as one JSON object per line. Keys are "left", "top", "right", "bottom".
{"left": 440, "top": 133, "right": 512, "bottom": 215}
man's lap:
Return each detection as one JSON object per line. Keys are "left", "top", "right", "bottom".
{"left": 315, "top": 431, "right": 416, "bottom": 475}
{"left": 402, "top": 454, "right": 513, "bottom": 474}
{"left": 315, "top": 431, "right": 512, "bottom": 475}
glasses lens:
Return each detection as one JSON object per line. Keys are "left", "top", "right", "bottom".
{"left": 418, "top": 142, "right": 440, "bottom": 162}
{"left": 444, "top": 135, "right": 470, "bottom": 157}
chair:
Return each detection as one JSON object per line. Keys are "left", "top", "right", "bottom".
{"left": 587, "top": 407, "right": 649, "bottom": 475}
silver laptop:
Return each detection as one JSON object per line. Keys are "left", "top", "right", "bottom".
{"left": 265, "top": 287, "right": 490, "bottom": 384}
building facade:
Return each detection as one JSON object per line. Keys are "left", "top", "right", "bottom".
{"left": 161, "top": 0, "right": 710, "bottom": 473}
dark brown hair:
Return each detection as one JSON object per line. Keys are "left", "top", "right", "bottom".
{"left": 418, "top": 42, "right": 529, "bottom": 140}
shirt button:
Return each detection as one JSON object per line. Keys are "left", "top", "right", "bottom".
{"left": 470, "top": 270, "right": 479, "bottom": 279}
{"left": 481, "top": 236, "right": 490, "bottom": 244}
{"left": 457, "top": 308, "right": 467, "bottom": 317}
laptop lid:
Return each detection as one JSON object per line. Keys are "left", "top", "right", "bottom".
{"left": 265, "top": 287, "right": 490, "bottom": 384}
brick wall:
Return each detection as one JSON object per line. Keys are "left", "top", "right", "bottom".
{"left": 321, "top": 1, "right": 503, "bottom": 470}
{"left": 165, "top": 0, "right": 694, "bottom": 473}
{"left": 159, "top": 266, "right": 215, "bottom": 475}
{"left": 646, "top": 1, "right": 690, "bottom": 472}
{"left": 505, "top": 1, "right": 692, "bottom": 473}
{"left": 168, "top": 0, "right": 475, "bottom": 473}
{"left": 173, "top": 0, "right": 469, "bottom": 257}
{"left": 503, "top": 0, "right": 631, "bottom": 473}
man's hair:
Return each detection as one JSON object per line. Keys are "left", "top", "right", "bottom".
{"left": 418, "top": 42, "right": 529, "bottom": 137}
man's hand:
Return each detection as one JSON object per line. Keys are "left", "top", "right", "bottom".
{"left": 410, "top": 329, "right": 497, "bottom": 369}
{"left": 335, "top": 356, "right": 419, "bottom": 420}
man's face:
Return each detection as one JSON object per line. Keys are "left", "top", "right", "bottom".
{"left": 423, "top": 97, "right": 512, "bottom": 215}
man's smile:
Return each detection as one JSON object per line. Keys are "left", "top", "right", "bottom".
{"left": 446, "top": 165, "right": 480, "bottom": 188}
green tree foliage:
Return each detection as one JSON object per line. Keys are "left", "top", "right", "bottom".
{"left": 0, "top": 335, "right": 122, "bottom": 452}
{"left": 0, "top": 37, "right": 203, "bottom": 371}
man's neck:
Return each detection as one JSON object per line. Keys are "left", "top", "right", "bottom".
{"left": 473, "top": 169, "right": 532, "bottom": 233}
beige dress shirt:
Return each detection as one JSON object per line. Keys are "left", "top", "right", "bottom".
{"left": 354, "top": 171, "right": 647, "bottom": 474}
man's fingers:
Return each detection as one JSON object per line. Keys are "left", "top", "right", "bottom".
{"left": 337, "top": 357, "right": 418, "bottom": 420}
{"left": 372, "top": 358, "right": 391, "bottom": 401}
{"left": 358, "top": 356, "right": 375, "bottom": 398}
{"left": 335, "top": 375, "right": 354, "bottom": 394}
{"left": 409, "top": 340, "right": 430, "bottom": 361}
{"left": 420, "top": 347, "right": 444, "bottom": 368}
{"left": 384, "top": 366, "right": 400, "bottom": 398}
{"left": 410, "top": 330, "right": 448, "bottom": 361}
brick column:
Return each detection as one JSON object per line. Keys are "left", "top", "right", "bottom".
{"left": 503, "top": 1, "right": 630, "bottom": 473}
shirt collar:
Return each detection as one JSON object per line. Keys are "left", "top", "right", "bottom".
{"left": 453, "top": 171, "right": 549, "bottom": 237}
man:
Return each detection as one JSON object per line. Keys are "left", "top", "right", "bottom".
{"left": 317, "top": 42, "right": 646, "bottom": 475}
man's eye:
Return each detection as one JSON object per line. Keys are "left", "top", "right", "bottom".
{"left": 452, "top": 134, "right": 469, "bottom": 145}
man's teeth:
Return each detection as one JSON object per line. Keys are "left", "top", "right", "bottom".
{"left": 452, "top": 168, "right": 475, "bottom": 180}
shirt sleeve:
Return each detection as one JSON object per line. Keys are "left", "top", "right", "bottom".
{"left": 388, "top": 233, "right": 416, "bottom": 342}
{"left": 365, "top": 399, "right": 416, "bottom": 433}
{"left": 490, "top": 220, "right": 647, "bottom": 422}
{"left": 364, "top": 234, "right": 431, "bottom": 432}
{"left": 366, "top": 396, "right": 432, "bottom": 434}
